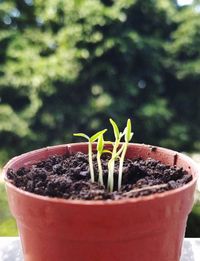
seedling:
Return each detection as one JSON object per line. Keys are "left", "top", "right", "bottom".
{"left": 73, "top": 129, "right": 107, "bottom": 182}
{"left": 117, "top": 119, "right": 133, "bottom": 190}
{"left": 96, "top": 134, "right": 111, "bottom": 186}
{"left": 73, "top": 119, "right": 134, "bottom": 192}
{"left": 107, "top": 119, "right": 125, "bottom": 192}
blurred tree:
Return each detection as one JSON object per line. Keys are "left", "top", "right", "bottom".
{"left": 164, "top": 1, "right": 200, "bottom": 150}
{"left": 0, "top": 0, "right": 199, "bottom": 163}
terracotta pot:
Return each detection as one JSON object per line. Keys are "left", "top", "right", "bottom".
{"left": 3, "top": 143, "right": 199, "bottom": 261}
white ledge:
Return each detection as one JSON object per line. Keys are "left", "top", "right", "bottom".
{"left": 0, "top": 237, "right": 199, "bottom": 261}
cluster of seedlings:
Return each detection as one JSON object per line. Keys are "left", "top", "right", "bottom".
{"left": 74, "top": 119, "right": 133, "bottom": 192}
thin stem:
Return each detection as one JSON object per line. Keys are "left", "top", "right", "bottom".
{"left": 97, "top": 153, "right": 103, "bottom": 186}
{"left": 88, "top": 142, "right": 95, "bottom": 182}
{"left": 108, "top": 160, "right": 115, "bottom": 192}
{"left": 115, "top": 143, "right": 124, "bottom": 157}
{"left": 118, "top": 142, "right": 127, "bottom": 190}
{"left": 107, "top": 141, "right": 119, "bottom": 192}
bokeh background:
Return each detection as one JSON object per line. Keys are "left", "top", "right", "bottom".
{"left": 0, "top": 0, "right": 200, "bottom": 236}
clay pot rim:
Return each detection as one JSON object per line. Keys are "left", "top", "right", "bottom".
{"left": 3, "top": 143, "right": 199, "bottom": 206}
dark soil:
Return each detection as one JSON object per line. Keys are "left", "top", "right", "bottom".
{"left": 7, "top": 152, "right": 192, "bottom": 201}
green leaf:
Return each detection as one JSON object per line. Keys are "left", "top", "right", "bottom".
{"left": 90, "top": 129, "right": 107, "bottom": 142}
{"left": 97, "top": 134, "right": 104, "bottom": 153}
{"left": 119, "top": 131, "right": 124, "bottom": 139}
{"left": 102, "top": 149, "right": 112, "bottom": 154}
{"left": 104, "top": 141, "right": 113, "bottom": 145}
{"left": 125, "top": 119, "right": 133, "bottom": 142}
{"left": 109, "top": 118, "right": 120, "bottom": 140}
{"left": 73, "top": 133, "right": 89, "bottom": 140}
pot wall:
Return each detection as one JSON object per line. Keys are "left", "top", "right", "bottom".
{"left": 3, "top": 143, "right": 199, "bottom": 261}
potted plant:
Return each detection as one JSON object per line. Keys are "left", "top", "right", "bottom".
{"left": 3, "top": 119, "right": 199, "bottom": 261}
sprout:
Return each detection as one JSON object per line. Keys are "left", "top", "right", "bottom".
{"left": 96, "top": 134, "right": 111, "bottom": 186}
{"left": 73, "top": 118, "right": 134, "bottom": 192}
{"left": 97, "top": 134, "right": 104, "bottom": 186}
{"left": 118, "top": 119, "right": 133, "bottom": 190}
{"left": 107, "top": 119, "right": 124, "bottom": 192}
{"left": 73, "top": 129, "right": 107, "bottom": 182}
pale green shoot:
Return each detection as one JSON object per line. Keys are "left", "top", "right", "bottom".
{"left": 118, "top": 119, "right": 133, "bottom": 190}
{"left": 96, "top": 134, "right": 111, "bottom": 186}
{"left": 107, "top": 119, "right": 124, "bottom": 192}
{"left": 73, "top": 129, "right": 107, "bottom": 182}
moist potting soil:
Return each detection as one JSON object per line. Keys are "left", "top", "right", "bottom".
{"left": 7, "top": 152, "right": 192, "bottom": 200}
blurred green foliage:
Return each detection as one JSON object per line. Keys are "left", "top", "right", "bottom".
{"left": 0, "top": 184, "right": 18, "bottom": 236}
{"left": 0, "top": 0, "right": 200, "bottom": 163}
{"left": 186, "top": 203, "right": 200, "bottom": 237}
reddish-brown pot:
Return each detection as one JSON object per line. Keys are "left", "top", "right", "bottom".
{"left": 3, "top": 143, "right": 199, "bottom": 261}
